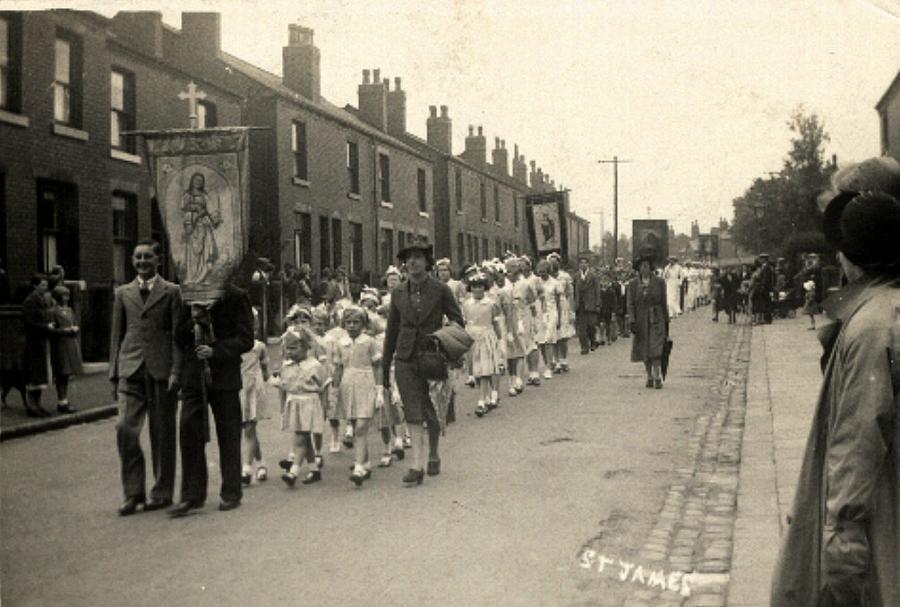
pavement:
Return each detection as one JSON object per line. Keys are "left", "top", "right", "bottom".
{"left": 727, "top": 316, "right": 822, "bottom": 607}
{"left": 0, "top": 363, "right": 118, "bottom": 440}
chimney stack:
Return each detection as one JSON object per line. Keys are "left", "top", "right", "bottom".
{"left": 462, "top": 125, "right": 487, "bottom": 165}
{"left": 386, "top": 76, "right": 406, "bottom": 136}
{"left": 491, "top": 137, "right": 509, "bottom": 176}
{"left": 181, "top": 12, "right": 221, "bottom": 58}
{"left": 512, "top": 146, "right": 528, "bottom": 184}
{"left": 282, "top": 24, "right": 320, "bottom": 102}
{"left": 358, "top": 68, "right": 387, "bottom": 131}
{"left": 112, "top": 12, "right": 164, "bottom": 59}
{"left": 426, "top": 104, "right": 452, "bottom": 154}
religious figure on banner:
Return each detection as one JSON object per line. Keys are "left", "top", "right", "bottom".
{"left": 181, "top": 172, "right": 221, "bottom": 284}
{"left": 533, "top": 203, "right": 561, "bottom": 251}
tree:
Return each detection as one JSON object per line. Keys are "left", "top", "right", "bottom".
{"left": 731, "top": 107, "right": 835, "bottom": 255}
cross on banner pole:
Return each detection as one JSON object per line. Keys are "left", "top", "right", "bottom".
{"left": 178, "top": 81, "right": 208, "bottom": 129}
{"left": 598, "top": 156, "right": 633, "bottom": 260}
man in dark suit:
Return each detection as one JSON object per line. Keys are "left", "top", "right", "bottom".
{"left": 573, "top": 254, "right": 601, "bottom": 354}
{"left": 383, "top": 238, "right": 464, "bottom": 485}
{"left": 111, "top": 240, "right": 182, "bottom": 516}
{"left": 169, "top": 282, "right": 253, "bottom": 517}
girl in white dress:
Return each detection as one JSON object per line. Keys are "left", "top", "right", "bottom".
{"left": 462, "top": 272, "right": 504, "bottom": 417}
{"left": 548, "top": 254, "right": 576, "bottom": 373}
{"left": 535, "top": 260, "right": 562, "bottom": 379}
{"left": 333, "top": 306, "right": 384, "bottom": 487}
{"left": 270, "top": 327, "right": 330, "bottom": 487}
{"left": 520, "top": 256, "right": 545, "bottom": 385}
{"left": 240, "top": 308, "right": 270, "bottom": 485}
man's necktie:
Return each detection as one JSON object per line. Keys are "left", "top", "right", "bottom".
{"left": 140, "top": 286, "right": 150, "bottom": 303}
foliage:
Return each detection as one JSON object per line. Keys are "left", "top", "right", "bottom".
{"left": 731, "top": 107, "right": 835, "bottom": 256}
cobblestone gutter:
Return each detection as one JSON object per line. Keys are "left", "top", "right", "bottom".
{"left": 620, "top": 322, "right": 751, "bottom": 607}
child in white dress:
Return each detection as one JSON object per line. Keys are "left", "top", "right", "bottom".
{"left": 270, "top": 327, "right": 331, "bottom": 487}
{"left": 240, "top": 308, "right": 270, "bottom": 485}
{"left": 333, "top": 306, "right": 384, "bottom": 487}
{"left": 463, "top": 272, "right": 503, "bottom": 417}
{"left": 535, "top": 259, "right": 562, "bottom": 380}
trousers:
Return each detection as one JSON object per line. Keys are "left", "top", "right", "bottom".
{"left": 575, "top": 310, "right": 598, "bottom": 353}
{"left": 116, "top": 365, "right": 176, "bottom": 500}
{"left": 178, "top": 387, "right": 243, "bottom": 504}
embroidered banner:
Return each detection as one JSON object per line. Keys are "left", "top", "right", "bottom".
{"left": 526, "top": 191, "right": 569, "bottom": 263}
{"left": 140, "top": 128, "right": 251, "bottom": 304}
{"left": 632, "top": 219, "right": 669, "bottom": 267}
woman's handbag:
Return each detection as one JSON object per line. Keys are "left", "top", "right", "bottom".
{"left": 416, "top": 342, "right": 449, "bottom": 381}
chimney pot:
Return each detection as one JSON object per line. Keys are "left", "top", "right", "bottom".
{"left": 514, "top": 144, "right": 519, "bottom": 155}
{"left": 477, "top": 126, "right": 483, "bottom": 136}
{"left": 394, "top": 76, "right": 401, "bottom": 90}
{"left": 501, "top": 139, "right": 505, "bottom": 149}
{"left": 373, "top": 68, "right": 381, "bottom": 82}
{"left": 429, "top": 105, "right": 437, "bottom": 117}
{"left": 495, "top": 136, "right": 500, "bottom": 148}
{"left": 363, "top": 69, "right": 370, "bottom": 84}
{"left": 382, "top": 78, "right": 389, "bottom": 89}
{"left": 440, "top": 105, "right": 448, "bottom": 117}
{"left": 468, "top": 125, "right": 474, "bottom": 136}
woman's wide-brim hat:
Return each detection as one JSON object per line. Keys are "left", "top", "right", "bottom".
{"left": 397, "top": 235, "right": 435, "bottom": 265}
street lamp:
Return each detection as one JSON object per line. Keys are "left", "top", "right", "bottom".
{"left": 751, "top": 199, "right": 766, "bottom": 254}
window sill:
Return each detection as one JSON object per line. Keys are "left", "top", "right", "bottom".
{"left": 495, "top": 221, "right": 502, "bottom": 226}
{"left": 380, "top": 201, "right": 393, "bottom": 209}
{"left": 418, "top": 211, "right": 429, "bottom": 218}
{"left": 0, "top": 109, "right": 29, "bottom": 128}
{"left": 292, "top": 177, "right": 310, "bottom": 187}
{"left": 480, "top": 218, "right": 488, "bottom": 223}
{"left": 52, "top": 123, "right": 89, "bottom": 141}
{"left": 110, "top": 148, "right": 142, "bottom": 165}
{"left": 347, "top": 192, "right": 361, "bottom": 201}
{"left": 455, "top": 210, "right": 464, "bottom": 216}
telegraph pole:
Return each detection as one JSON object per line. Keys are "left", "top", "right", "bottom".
{"left": 598, "top": 156, "right": 632, "bottom": 260}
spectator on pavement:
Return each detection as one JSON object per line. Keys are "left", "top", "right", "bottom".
{"left": 49, "top": 285, "right": 82, "bottom": 414}
{"left": 771, "top": 156, "right": 900, "bottom": 607}
{"left": 22, "top": 273, "right": 55, "bottom": 417}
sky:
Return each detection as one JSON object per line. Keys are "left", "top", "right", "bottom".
{"left": 15, "top": 0, "right": 900, "bottom": 240}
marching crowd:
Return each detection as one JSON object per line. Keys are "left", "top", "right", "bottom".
{"left": 90, "top": 230, "right": 727, "bottom": 518}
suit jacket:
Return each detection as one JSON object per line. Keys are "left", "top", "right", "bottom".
{"left": 174, "top": 284, "right": 254, "bottom": 392}
{"left": 109, "top": 277, "right": 182, "bottom": 382}
{"left": 573, "top": 270, "right": 601, "bottom": 312}
{"left": 382, "top": 276, "right": 465, "bottom": 385}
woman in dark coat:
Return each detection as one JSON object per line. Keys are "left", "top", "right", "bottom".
{"left": 22, "top": 273, "right": 55, "bottom": 416}
{"left": 626, "top": 253, "right": 669, "bottom": 389}
{"left": 383, "top": 238, "right": 465, "bottom": 486}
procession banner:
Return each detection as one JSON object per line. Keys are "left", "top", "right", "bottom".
{"left": 526, "top": 191, "right": 569, "bottom": 263}
{"left": 632, "top": 219, "right": 669, "bottom": 267}
{"left": 139, "top": 128, "right": 251, "bottom": 304}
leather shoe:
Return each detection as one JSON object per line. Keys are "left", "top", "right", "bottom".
{"left": 427, "top": 459, "right": 441, "bottom": 476}
{"left": 218, "top": 499, "right": 241, "bottom": 512}
{"left": 168, "top": 500, "right": 203, "bottom": 518}
{"left": 143, "top": 497, "right": 172, "bottom": 512}
{"left": 402, "top": 468, "right": 424, "bottom": 486}
{"left": 118, "top": 495, "right": 145, "bottom": 516}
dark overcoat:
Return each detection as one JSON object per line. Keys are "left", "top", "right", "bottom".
{"left": 770, "top": 278, "right": 900, "bottom": 607}
{"left": 22, "top": 289, "right": 54, "bottom": 387}
{"left": 626, "top": 275, "right": 668, "bottom": 363}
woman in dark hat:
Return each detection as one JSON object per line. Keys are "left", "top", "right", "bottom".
{"left": 625, "top": 247, "right": 669, "bottom": 388}
{"left": 771, "top": 156, "right": 900, "bottom": 607}
{"left": 382, "top": 236, "right": 465, "bottom": 485}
